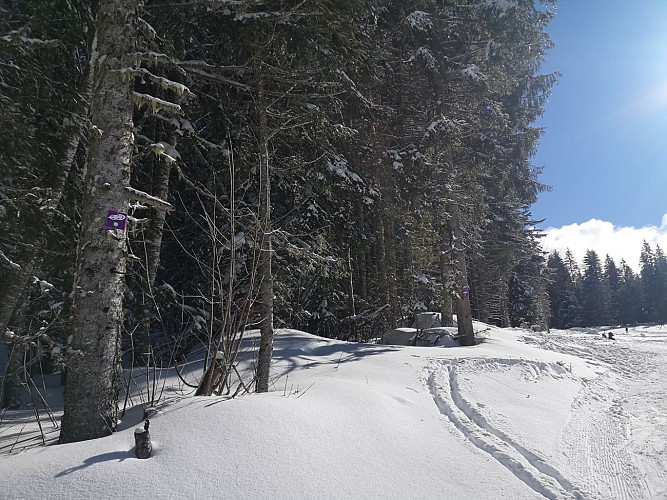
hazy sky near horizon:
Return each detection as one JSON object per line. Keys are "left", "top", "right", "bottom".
{"left": 531, "top": 0, "right": 667, "bottom": 270}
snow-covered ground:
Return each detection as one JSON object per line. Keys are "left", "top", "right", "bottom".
{"left": 1, "top": 323, "right": 666, "bottom": 499}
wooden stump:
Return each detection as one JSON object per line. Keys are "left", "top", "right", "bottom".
{"left": 134, "top": 419, "right": 152, "bottom": 459}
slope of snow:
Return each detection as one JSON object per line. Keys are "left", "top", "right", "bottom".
{"left": 1, "top": 323, "right": 666, "bottom": 499}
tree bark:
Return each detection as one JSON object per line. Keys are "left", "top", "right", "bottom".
{"left": 133, "top": 129, "right": 177, "bottom": 365}
{"left": 0, "top": 277, "right": 32, "bottom": 409}
{"left": 255, "top": 56, "right": 274, "bottom": 393}
{"left": 0, "top": 266, "right": 30, "bottom": 337}
{"left": 439, "top": 244, "right": 454, "bottom": 327}
{"left": 59, "top": 0, "right": 138, "bottom": 443}
{"left": 448, "top": 202, "right": 475, "bottom": 346}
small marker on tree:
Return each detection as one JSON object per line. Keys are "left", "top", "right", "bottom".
{"left": 106, "top": 210, "right": 127, "bottom": 230}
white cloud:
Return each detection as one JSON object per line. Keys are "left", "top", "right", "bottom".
{"left": 541, "top": 214, "right": 667, "bottom": 273}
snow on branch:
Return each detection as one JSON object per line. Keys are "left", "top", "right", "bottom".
{"left": 0, "top": 250, "right": 21, "bottom": 271}
{"left": 326, "top": 155, "right": 363, "bottom": 185}
{"left": 460, "top": 64, "right": 487, "bottom": 82}
{"left": 335, "top": 70, "right": 373, "bottom": 109}
{"left": 423, "top": 116, "right": 466, "bottom": 142}
{"left": 482, "top": 0, "right": 518, "bottom": 17}
{"left": 125, "top": 186, "right": 174, "bottom": 212}
{"left": 408, "top": 47, "right": 439, "bottom": 71}
{"left": 137, "top": 17, "right": 157, "bottom": 40}
{"left": 186, "top": 67, "right": 251, "bottom": 91}
{"left": 132, "top": 92, "right": 182, "bottom": 114}
{"left": 121, "top": 68, "right": 195, "bottom": 97}
{"left": 134, "top": 51, "right": 177, "bottom": 69}
{"left": 405, "top": 11, "right": 433, "bottom": 31}
{"left": 193, "top": 0, "right": 263, "bottom": 7}
{"left": 149, "top": 142, "right": 181, "bottom": 164}
{"left": 0, "top": 31, "right": 59, "bottom": 48}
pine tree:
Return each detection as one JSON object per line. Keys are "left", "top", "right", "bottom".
{"left": 580, "top": 250, "right": 608, "bottom": 327}
{"left": 604, "top": 254, "right": 621, "bottom": 325}
{"left": 618, "top": 259, "right": 643, "bottom": 325}
{"left": 640, "top": 241, "right": 657, "bottom": 322}
{"left": 0, "top": 0, "right": 91, "bottom": 409}
{"left": 546, "top": 251, "right": 580, "bottom": 329}
{"left": 652, "top": 245, "right": 667, "bottom": 324}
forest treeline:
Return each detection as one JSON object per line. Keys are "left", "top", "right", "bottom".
{"left": 0, "top": 0, "right": 560, "bottom": 441}
{"left": 546, "top": 244, "right": 667, "bottom": 330}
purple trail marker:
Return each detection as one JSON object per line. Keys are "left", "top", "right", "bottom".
{"left": 106, "top": 210, "right": 127, "bottom": 230}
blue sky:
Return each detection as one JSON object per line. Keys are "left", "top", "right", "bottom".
{"left": 532, "top": 0, "right": 667, "bottom": 269}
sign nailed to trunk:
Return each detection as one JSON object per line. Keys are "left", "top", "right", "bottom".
{"left": 106, "top": 210, "right": 127, "bottom": 230}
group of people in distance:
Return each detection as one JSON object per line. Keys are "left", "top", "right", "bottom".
{"left": 601, "top": 325, "right": 630, "bottom": 341}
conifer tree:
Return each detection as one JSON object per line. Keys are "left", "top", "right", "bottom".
{"left": 580, "top": 250, "right": 608, "bottom": 327}
{"left": 604, "top": 254, "right": 621, "bottom": 324}
{"left": 640, "top": 241, "right": 657, "bottom": 322}
{"left": 546, "top": 251, "right": 580, "bottom": 329}
{"left": 0, "top": 0, "right": 91, "bottom": 409}
{"left": 618, "top": 259, "right": 643, "bottom": 325}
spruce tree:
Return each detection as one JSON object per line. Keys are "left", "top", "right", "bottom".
{"left": 604, "top": 255, "right": 621, "bottom": 325}
{"left": 580, "top": 250, "right": 608, "bottom": 327}
{"left": 618, "top": 259, "right": 643, "bottom": 325}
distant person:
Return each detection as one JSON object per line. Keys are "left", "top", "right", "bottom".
{"left": 608, "top": 332, "right": 615, "bottom": 340}
{"left": 601, "top": 333, "right": 607, "bottom": 339}
{"left": 625, "top": 325, "right": 628, "bottom": 333}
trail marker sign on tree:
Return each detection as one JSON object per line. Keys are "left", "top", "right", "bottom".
{"left": 106, "top": 211, "right": 127, "bottom": 230}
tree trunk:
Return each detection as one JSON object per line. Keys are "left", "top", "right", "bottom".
{"left": 383, "top": 213, "right": 398, "bottom": 327}
{"left": 439, "top": 244, "right": 454, "bottom": 327}
{"left": 133, "top": 129, "right": 177, "bottom": 365}
{"left": 255, "top": 57, "right": 274, "bottom": 393}
{"left": 448, "top": 202, "right": 475, "bottom": 346}
{"left": 1, "top": 347, "right": 22, "bottom": 409}
{"left": 59, "top": 0, "right": 138, "bottom": 443}
{"left": 0, "top": 279, "right": 32, "bottom": 409}
{"left": 0, "top": 266, "right": 30, "bottom": 336}
{"left": 347, "top": 246, "right": 356, "bottom": 339}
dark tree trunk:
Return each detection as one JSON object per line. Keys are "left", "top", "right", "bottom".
{"left": 255, "top": 57, "right": 274, "bottom": 393}
{"left": 133, "top": 130, "right": 177, "bottom": 365}
{"left": 448, "top": 202, "right": 475, "bottom": 346}
{"left": 439, "top": 243, "right": 454, "bottom": 327}
{"left": 59, "top": 0, "right": 138, "bottom": 443}
{"left": 2, "top": 344, "right": 23, "bottom": 409}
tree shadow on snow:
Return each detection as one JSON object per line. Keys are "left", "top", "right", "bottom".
{"left": 271, "top": 331, "right": 399, "bottom": 378}
{"left": 55, "top": 450, "right": 133, "bottom": 477}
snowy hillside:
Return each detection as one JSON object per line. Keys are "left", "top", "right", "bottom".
{"left": 1, "top": 324, "right": 666, "bottom": 499}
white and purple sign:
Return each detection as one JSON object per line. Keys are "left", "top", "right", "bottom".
{"left": 462, "top": 285, "right": 470, "bottom": 298}
{"left": 106, "top": 210, "right": 127, "bottom": 230}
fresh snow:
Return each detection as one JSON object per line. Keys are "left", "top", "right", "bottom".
{"left": 1, "top": 323, "right": 667, "bottom": 499}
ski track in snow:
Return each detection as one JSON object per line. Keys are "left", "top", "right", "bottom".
{"left": 427, "top": 358, "right": 587, "bottom": 500}
{"left": 522, "top": 330, "right": 667, "bottom": 499}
